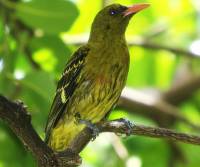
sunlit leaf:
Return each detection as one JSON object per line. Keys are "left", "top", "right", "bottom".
{"left": 16, "top": 0, "right": 79, "bottom": 34}
{"left": 30, "top": 35, "right": 72, "bottom": 75}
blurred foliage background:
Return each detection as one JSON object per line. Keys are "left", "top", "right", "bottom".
{"left": 0, "top": 0, "right": 200, "bottom": 167}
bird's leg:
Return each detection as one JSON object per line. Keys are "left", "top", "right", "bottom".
{"left": 74, "top": 113, "right": 99, "bottom": 141}
{"left": 79, "top": 120, "right": 100, "bottom": 141}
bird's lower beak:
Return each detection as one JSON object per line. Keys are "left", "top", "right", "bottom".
{"left": 123, "top": 3, "right": 150, "bottom": 17}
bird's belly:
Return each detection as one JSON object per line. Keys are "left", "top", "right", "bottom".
{"left": 77, "top": 87, "right": 118, "bottom": 122}
{"left": 50, "top": 67, "right": 128, "bottom": 151}
{"left": 69, "top": 70, "right": 127, "bottom": 123}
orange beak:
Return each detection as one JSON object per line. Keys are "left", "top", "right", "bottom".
{"left": 123, "top": 3, "right": 150, "bottom": 16}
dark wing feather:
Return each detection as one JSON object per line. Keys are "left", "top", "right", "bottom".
{"left": 45, "top": 46, "right": 89, "bottom": 143}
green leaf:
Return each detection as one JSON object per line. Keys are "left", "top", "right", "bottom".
{"left": 127, "top": 47, "right": 157, "bottom": 87}
{"left": 20, "top": 70, "right": 55, "bottom": 104}
{"left": 0, "top": 18, "right": 4, "bottom": 44}
{"left": 18, "top": 71, "right": 56, "bottom": 130}
{"left": 16, "top": 0, "right": 79, "bottom": 34}
{"left": 30, "top": 35, "right": 71, "bottom": 74}
{"left": 176, "top": 144, "right": 200, "bottom": 167}
{"left": 124, "top": 137, "right": 169, "bottom": 167}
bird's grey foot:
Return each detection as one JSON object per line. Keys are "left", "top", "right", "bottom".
{"left": 74, "top": 113, "right": 99, "bottom": 141}
{"left": 114, "top": 118, "right": 134, "bottom": 136}
{"left": 79, "top": 119, "right": 99, "bottom": 141}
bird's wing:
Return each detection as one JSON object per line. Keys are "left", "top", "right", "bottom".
{"left": 44, "top": 46, "right": 90, "bottom": 143}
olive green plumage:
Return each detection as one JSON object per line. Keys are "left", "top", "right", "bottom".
{"left": 45, "top": 4, "right": 135, "bottom": 151}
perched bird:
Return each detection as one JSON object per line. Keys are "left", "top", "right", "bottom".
{"left": 45, "top": 3, "right": 149, "bottom": 151}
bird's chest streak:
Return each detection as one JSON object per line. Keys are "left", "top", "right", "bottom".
{"left": 73, "top": 44, "right": 129, "bottom": 121}
{"left": 93, "top": 52, "right": 129, "bottom": 88}
{"left": 78, "top": 65, "right": 127, "bottom": 122}
{"left": 95, "top": 74, "right": 111, "bottom": 84}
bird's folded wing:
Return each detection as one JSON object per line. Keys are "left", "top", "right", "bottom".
{"left": 44, "top": 46, "right": 89, "bottom": 143}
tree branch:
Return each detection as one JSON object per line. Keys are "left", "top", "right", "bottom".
{"left": 163, "top": 75, "right": 200, "bottom": 105}
{"left": 0, "top": 95, "right": 81, "bottom": 167}
{"left": 68, "top": 119, "right": 200, "bottom": 154}
{"left": 100, "top": 120, "right": 200, "bottom": 145}
{"left": 128, "top": 40, "right": 200, "bottom": 58}
{"left": 1, "top": 95, "right": 200, "bottom": 166}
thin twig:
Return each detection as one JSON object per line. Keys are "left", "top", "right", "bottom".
{"left": 101, "top": 120, "right": 200, "bottom": 145}
{"left": 129, "top": 40, "right": 200, "bottom": 58}
{"left": 69, "top": 119, "right": 200, "bottom": 154}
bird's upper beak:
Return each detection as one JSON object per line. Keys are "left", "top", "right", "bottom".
{"left": 123, "top": 3, "right": 150, "bottom": 17}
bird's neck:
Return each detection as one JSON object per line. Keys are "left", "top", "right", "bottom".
{"left": 88, "top": 28, "right": 126, "bottom": 45}
{"left": 86, "top": 32, "right": 129, "bottom": 75}
{"left": 85, "top": 35, "right": 130, "bottom": 87}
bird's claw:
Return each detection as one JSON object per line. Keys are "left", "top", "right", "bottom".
{"left": 115, "top": 118, "right": 134, "bottom": 136}
{"left": 74, "top": 113, "right": 99, "bottom": 140}
{"left": 79, "top": 119, "right": 99, "bottom": 141}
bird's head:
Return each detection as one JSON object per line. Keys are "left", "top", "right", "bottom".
{"left": 89, "top": 3, "right": 150, "bottom": 42}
